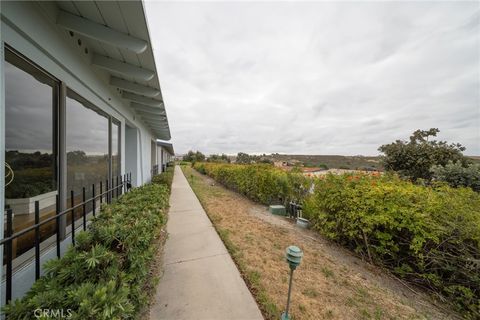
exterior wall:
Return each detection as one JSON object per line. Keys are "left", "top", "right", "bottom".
{"left": 0, "top": 1, "right": 163, "bottom": 302}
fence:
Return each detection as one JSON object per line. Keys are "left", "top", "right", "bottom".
{"left": 1, "top": 173, "right": 132, "bottom": 303}
{"left": 151, "top": 164, "right": 159, "bottom": 176}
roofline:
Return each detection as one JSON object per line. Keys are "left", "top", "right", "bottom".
{"left": 156, "top": 141, "right": 175, "bottom": 155}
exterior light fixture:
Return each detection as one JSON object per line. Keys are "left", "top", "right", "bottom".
{"left": 281, "top": 245, "right": 303, "bottom": 320}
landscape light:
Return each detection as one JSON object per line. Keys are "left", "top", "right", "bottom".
{"left": 281, "top": 245, "right": 303, "bottom": 320}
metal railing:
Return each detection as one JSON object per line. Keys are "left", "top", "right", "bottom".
{"left": 1, "top": 173, "right": 132, "bottom": 303}
{"left": 151, "top": 164, "right": 159, "bottom": 176}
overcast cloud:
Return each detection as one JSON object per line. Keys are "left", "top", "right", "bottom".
{"left": 145, "top": 1, "right": 480, "bottom": 156}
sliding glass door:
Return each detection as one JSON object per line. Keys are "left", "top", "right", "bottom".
{"left": 4, "top": 48, "right": 59, "bottom": 257}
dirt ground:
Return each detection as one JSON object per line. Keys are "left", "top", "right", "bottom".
{"left": 181, "top": 165, "right": 460, "bottom": 320}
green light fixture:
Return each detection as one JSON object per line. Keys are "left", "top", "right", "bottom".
{"left": 281, "top": 245, "right": 303, "bottom": 320}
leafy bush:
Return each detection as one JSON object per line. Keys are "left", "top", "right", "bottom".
{"left": 431, "top": 161, "right": 480, "bottom": 192}
{"left": 303, "top": 174, "right": 480, "bottom": 318}
{"left": 152, "top": 167, "right": 174, "bottom": 190}
{"left": 193, "top": 162, "right": 311, "bottom": 204}
{"left": 4, "top": 183, "right": 170, "bottom": 319}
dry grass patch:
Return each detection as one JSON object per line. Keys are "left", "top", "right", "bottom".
{"left": 182, "top": 165, "right": 457, "bottom": 320}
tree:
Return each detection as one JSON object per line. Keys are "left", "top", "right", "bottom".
{"left": 378, "top": 128, "right": 467, "bottom": 181}
{"left": 236, "top": 152, "right": 253, "bottom": 164}
{"left": 182, "top": 150, "right": 205, "bottom": 164}
{"left": 207, "top": 154, "right": 230, "bottom": 163}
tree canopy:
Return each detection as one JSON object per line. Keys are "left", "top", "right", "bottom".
{"left": 378, "top": 128, "right": 467, "bottom": 181}
{"left": 182, "top": 150, "right": 205, "bottom": 163}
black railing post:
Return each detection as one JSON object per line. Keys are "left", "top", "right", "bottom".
{"left": 34, "top": 201, "right": 40, "bottom": 280}
{"left": 82, "top": 187, "right": 86, "bottom": 231}
{"left": 100, "top": 181, "right": 103, "bottom": 205}
{"left": 116, "top": 176, "right": 119, "bottom": 198}
{"left": 6, "top": 208, "right": 13, "bottom": 303}
{"left": 70, "top": 190, "right": 75, "bottom": 246}
{"left": 92, "top": 183, "right": 96, "bottom": 217}
{"left": 56, "top": 195, "right": 61, "bottom": 258}
{"left": 111, "top": 178, "right": 114, "bottom": 200}
{"left": 106, "top": 179, "right": 109, "bottom": 204}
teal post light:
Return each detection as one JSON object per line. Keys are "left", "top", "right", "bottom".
{"left": 281, "top": 246, "right": 303, "bottom": 320}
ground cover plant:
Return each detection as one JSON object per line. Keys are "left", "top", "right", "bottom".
{"left": 152, "top": 166, "right": 174, "bottom": 190}
{"left": 4, "top": 173, "right": 171, "bottom": 320}
{"left": 193, "top": 162, "right": 480, "bottom": 318}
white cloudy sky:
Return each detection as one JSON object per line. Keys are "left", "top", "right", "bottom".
{"left": 145, "top": 1, "right": 480, "bottom": 156}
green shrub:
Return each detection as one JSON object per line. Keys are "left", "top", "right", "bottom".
{"left": 303, "top": 173, "right": 480, "bottom": 318}
{"left": 431, "top": 161, "right": 480, "bottom": 192}
{"left": 193, "top": 162, "right": 311, "bottom": 204}
{"left": 152, "top": 167, "right": 174, "bottom": 190}
{"left": 3, "top": 183, "right": 170, "bottom": 319}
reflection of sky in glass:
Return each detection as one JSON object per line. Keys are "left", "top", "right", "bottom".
{"left": 66, "top": 96, "right": 109, "bottom": 156}
{"left": 5, "top": 61, "right": 53, "bottom": 153}
{"left": 112, "top": 122, "right": 119, "bottom": 157}
{"left": 112, "top": 122, "right": 120, "bottom": 176}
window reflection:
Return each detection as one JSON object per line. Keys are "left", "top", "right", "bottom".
{"left": 111, "top": 121, "right": 120, "bottom": 179}
{"left": 66, "top": 91, "right": 109, "bottom": 214}
{"left": 4, "top": 49, "right": 58, "bottom": 257}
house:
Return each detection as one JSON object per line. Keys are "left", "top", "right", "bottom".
{"left": 156, "top": 141, "right": 175, "bottom": 173}
{"left": 0, "top": 0, "right": 172, "bottom": 304}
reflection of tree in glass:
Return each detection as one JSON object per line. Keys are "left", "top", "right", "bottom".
{"left": 67, "top": 151, "right": 109, "bottom": 195}
{"left": 5, "top": 150, "right": 54, "bottom": 198}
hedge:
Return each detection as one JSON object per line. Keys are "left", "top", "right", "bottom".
{"left": 194, "top": 162, "right": 480, "bottom": 318}
{"left": 194, "top": 162, "right": 311, "bottom": 205}
{"left": 4, "top": 176, "right": 171, "bottom": 319}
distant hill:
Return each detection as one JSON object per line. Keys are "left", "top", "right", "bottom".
{"left": 468, "top": 156, "right": 480, "bottom": 164}
{"left": 265, "top": 154, "right": 383, "bottom": 170}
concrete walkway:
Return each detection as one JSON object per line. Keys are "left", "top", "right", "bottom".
{"left": 150, "top": 166, "right": 263, "bottom": 320}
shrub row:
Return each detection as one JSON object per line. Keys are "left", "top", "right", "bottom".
{"left": 194, "top": 162, "right": 480, "bottom": 318}
{"left": 194, "top": 162, "right": 311, "bottom": 204}
{"left": 4, "top": 180, "right": 171, "bottom": 319}
{"left": 152, "top": 166, "right": 174, "bottom": 190}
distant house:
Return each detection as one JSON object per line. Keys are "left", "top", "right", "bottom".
{"left": 0, "top": 0, "right": 173, "bottom": 304}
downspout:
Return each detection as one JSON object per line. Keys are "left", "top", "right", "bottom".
{"left": 138, "top": 129, "right": 144, "bottom": 184}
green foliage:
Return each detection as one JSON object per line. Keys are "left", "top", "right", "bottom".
{"left": 431, "top": 161, "right": 480, "bottom": 192}
{"left": 193, "top": 162, "right": 311, "bottom": 205}
{"left": 182, "top": 150, "right": 205, "bottom": 164}
{"left": 207, "top": 154, "right": 231, "bottom": 163}
{"left": 379, "top": 128, "right": 467, "bottom": 181}
{"left": 151, "top": 167, "right": 174, "bottom": 190}
{"left": 3, "top": 183, "right": 170, "bottom": 319}
{"left": 235, "top": 152, "right": 272, "bottom": 164}
{"left": 303, "top": 173, "right": 480, "bottom": 318}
